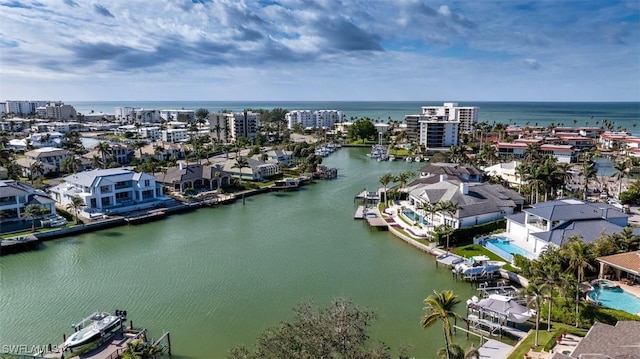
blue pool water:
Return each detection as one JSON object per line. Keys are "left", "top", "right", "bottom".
{"left": 588, "top": 285, "right": 640, "bottom": 315}
{"left": 402, "top": 208, "right": 429, "bottom": 225}
{"left": 486, "top": 237, "right": 536, "bottom": 260}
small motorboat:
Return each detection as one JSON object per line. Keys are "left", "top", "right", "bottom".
{"left": 64, "top": 311, "right": 124, "bottom": 349}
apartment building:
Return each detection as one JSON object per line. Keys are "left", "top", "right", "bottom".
{"left": 286, "top": 110, "right": 344, "bottom": 129}
{"left": 420, "top": 102, "right": 478, "bottom": 133}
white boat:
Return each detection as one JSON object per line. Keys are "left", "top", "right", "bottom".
{"left": 405, "top": 157, "right": 412, "bottom": 162}
{"left": 63, "top": 312, "right": 123, "bottom": 349}
{"left": 388, "top": 155, "right": 395, "bottom": 161}
{"left": 454, "top": 255, "right": 505, "bottom": 275}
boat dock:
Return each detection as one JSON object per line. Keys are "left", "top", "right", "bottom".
{"left": 0, "top": 235, "right": 40, "bottom": 255}
{"left": 354, "top": 205, "right": 366, "bottom": 219}
{"left": 435, "top": 252, "right": 465, "bottom": 267}
{"left": 466, "top": 315, "right": 528, "bottom": 340}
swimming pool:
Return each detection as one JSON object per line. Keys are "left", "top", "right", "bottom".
{"left": 588, "top": 284, "right": 640, "bottom": 315}
{"left": 484, "top": 237, "right": 537, "bottom": 261}
{"left": 402, "top": 208, "right": 429, "bottom": 225}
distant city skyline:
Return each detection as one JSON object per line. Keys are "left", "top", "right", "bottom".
{"left": 1, "top": 1, "right": 639, "bottom": 102}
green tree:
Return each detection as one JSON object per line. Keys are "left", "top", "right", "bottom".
{"left": 347, "top": 119, "right": 377, "bottom": 143}
{"left": 21, "top": 204, "right": 42, "bottom": 232}
{"left": 421, "top": 290, "right": 464, "bottom": 359}
{"left": 580, "top": 160, "right": 598, "bottom": 201}
{"left": 228, "top": 298, "right": 392, "bottom": 359}
{"left": 232, "top": 156, "right": 250, "bottom": 184}
{"left": 612, "top": 160, "right": 630, "bottom": 198}
{"left": 526, "top": 283, "right": 544, "bottom": 346}
{"left": 563, "top": 237, "right": 595, "bottom": 327}
{"left": 29, "top": 161, "right": 44, "bottom": 184}
{"left": 379, "top": 173, "right": 394, "bottom": 205}
{"left": 66, "top": 196, "right": 86, "bottom": 224}
{"left": 97, "top": 141, "right": 111, "bottom": 169}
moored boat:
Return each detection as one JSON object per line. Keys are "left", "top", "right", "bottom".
{"left": 63, "top": 311, "right": 125, "bottom": 350}
{"left": 453, "top": 255, "right": 505, "bottom": 275}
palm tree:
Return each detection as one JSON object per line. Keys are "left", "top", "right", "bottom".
{"left": 378, "top": 173, "right": 394, "bottom": 205}
{"left": 580, "top": 160, "right": 598, "bottom": 200}
{"left": 421, "top": 290, "right": 465, "bottom": 359}
{"left": 563, "top": 236, "right": 595, "bottom": 327}
{"left": 612, "top": 160, "right": 629, "bottom": 198}
{"left": 21, "top": 204, "right": 42, "bottom": 232}
{"left": 66, "top": 196, "right": 85, "bottom": 224}
{"left": 29, "top": 161, "right": 45, "bottom": 184}
{"left": 526, "top": 283, "right": 544, "bottom": 346}
{"left": 436, "top": 201, "right": 460, "bottom": 249}
{"left": 232, "top": 156, "right": 250, "bottom": 184}
{"left": 97, "top": 141, "right": 111, "bottom": 169}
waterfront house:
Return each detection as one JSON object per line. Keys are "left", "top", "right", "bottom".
{"left": 505, "top": 199, "right": 633, "bottom": 255}
{"left": 407, "top": 179, "right": 524, "bottom": 229}
{"left": 0, "top": 179, "right": 57, "bottom": 230}
{"left": 49, "top": 168, "right": 165, "bottom": 216}
{"left": 156, "top": 163, "right": 232, "bottom": 194}
{"left": 220, "top": 158, "right": 280, "bottom": 181}
{"left": 16, "top": 147, "right": 74, "bottom": 177}
{"left": 495, "top": 142, "right": 577, "bottom": 163}
{"left": 261, "top": 149, "right": 294, "bottom": 166}
{"left": 596, "top": 251, "right": 640, "bottom": 284}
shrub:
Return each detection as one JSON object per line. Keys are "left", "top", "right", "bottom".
{"left": 453, "top": 219, "right": 506, "bottom": 245}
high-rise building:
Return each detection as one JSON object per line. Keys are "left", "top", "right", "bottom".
{"left": 420, "top": 102, "right": 478, "bottom": 134}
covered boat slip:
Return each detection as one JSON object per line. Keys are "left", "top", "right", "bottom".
{"left": 465, "top": 294, "right": 532, "bottom": 340}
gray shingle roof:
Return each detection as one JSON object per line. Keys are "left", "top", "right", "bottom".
{"left": 525, "top": 199, "right": 629, "bottom": 221}
{"left": 158, "top": 164, "right": 230, "bottom": 184}
{"left": 418, "top": 162, "right": 483, "bottom": 176}
{"left": 571, "top": 321, "right": 640, "bottom": 358}
{"left": 531, "top": 219, "right": 625, "bottom": 246}
{"left": 409, "top": 180, "right": 523, "bottom": 218}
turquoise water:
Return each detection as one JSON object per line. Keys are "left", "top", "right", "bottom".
{"left": 0, "top": 148, "right": 481, "bottom": 358}
{"left": 486, "top": 237, "right": 536, "bottom": 259}
{"left": 402, "top": 208, "right": 430, "bottom": 225}
{"left": 588, "top": 285, "right": 640, "bottom": 315}
{"left": 70, "top": 101, "right": 640, "bottom": 135}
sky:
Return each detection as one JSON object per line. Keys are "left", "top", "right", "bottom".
{"left": 0, "top": 0, "right": 639, "bottom": 102}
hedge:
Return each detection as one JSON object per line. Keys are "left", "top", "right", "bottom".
{"left": 452, "top": 218, "right": 506, "bottom": 245}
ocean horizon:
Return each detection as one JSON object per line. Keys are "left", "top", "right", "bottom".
{"left": 69, "top": 100, "right": 640, "bottom": 136}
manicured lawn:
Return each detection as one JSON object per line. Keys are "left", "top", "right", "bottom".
{"left": 453, "top": 244, "right": 517, "bottom": 272}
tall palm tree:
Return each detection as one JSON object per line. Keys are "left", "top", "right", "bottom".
{"left": 232, "top": 156, "right": 250, "bottom": 184}
{"left": 436, "top": 201, "right": 460, "bottom": 249}
{"left": 66, "top": 196, "right": 85, "bottom": 224}
{"left": 526, "top": 283, "right": 544, "bottom": 346}
{"left": 29, "top": 161, "right": 45, "bottom": 184}
{"left": 21, "top": 204, "right": 42, "bottom": 232}
{"left": 580, "top": 160, "right": 598, "bottom": 200}
{"left": 563, "top": 236, "right": 595, "bottom": 327}
{"left": 612, "top": 160, "right": 629, "bottom": 198}
{"left": 96, "top": 141, "right": 111, "bottom": 169}
{"left": 421, "top": 290, "right": 465, "bottom": 359}
{"left": 378, "top": 173, "right": 394, "bottom": 205}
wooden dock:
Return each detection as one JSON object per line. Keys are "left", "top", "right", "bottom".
{"left": 0, "top": 235, "right": 40, "bottom": 255}
{"left": 354, "top": 205, "right": 365, "bottom": 219}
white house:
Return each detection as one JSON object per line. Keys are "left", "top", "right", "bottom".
{"left": 505, "top": 199, "right": 633, "bottom": 256}
{"left": 407, "top": 179, "right": 524, "bottom": 229}
{"left": 49, "top": 168, "right": 165, "bottom": 216}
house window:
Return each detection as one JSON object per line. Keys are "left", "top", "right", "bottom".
{"left": 144, "top": 180, "right": 150, "bottom": 187}
{"left": 101, "top": 197, "right": 111, "bottom": 206}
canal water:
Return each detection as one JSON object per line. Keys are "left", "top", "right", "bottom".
{"left": 0, "top": 148, "right": 480, "bottom": 358}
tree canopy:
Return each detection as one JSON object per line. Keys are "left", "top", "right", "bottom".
{"left": 348, "top": 119, "right": 377, "bottom": 143}
{"left": 228, "top": 298, "right": 394, "bottom": 359}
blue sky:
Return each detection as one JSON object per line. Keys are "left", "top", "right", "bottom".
{"left": 0, "top": 0, "right": 639, "bottom": 101}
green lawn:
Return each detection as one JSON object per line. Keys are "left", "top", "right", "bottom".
{"left": 454, "top": 244, "right": 517, "bottom": 272}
